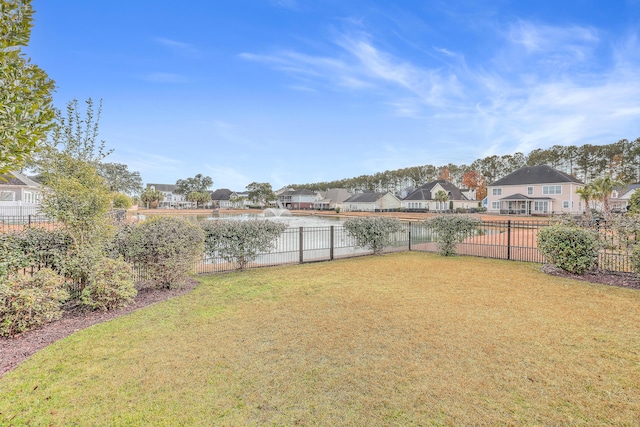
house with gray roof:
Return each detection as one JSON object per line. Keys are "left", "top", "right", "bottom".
{"left": 610, "top": 183, "right": 640, "bottom": 212}
{"left": 314, "top": 188, "right": 352, "bottom": 211}
{"left": 402, "top": 180, "right": 474, "bottom": 212}
{"left": 0, "top": 171, "right": 43, "bottom": 216}
{"left": 486, "top": 165, "right": 585, "bottom": 215}
{"left": 343, "top": 191, "right": 402, "bottom": 212}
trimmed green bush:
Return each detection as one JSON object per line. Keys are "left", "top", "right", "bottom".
{"left": 425, "top": 215, "right": 481, "bottom": 256}
{"left": 81, "top": 258, "right": 137, "bottom": 311}
{"left": 0, "top": 268, "right": 69, "bottom": 337}
{"left": 343, "top": 217, "right": 403, "bottom": 255}
{"left": 630, "top": 244, "right": 640, "bottom": 276}
{"left": 201, "top": 219, "right": 286, "bottom": 270}
{"left": 118, "top": 216, "right": 204, "bottom": 289}
{"left": 537, "top": 225, "right": 598, "bottom": 274}
{"left": 0, "top": 228, "right": 72, "bottom": 280}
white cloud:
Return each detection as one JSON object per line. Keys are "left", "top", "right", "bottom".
{"left": 240, "top": 19, "right": 640, "bottom": 162}
{"left": 154, "top": 37, "right": 201, "bottom": 58}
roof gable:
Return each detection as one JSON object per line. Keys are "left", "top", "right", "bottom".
{"left": 344, "top": 192, "right": 385, "bottom": 203}
{"left": 490, "top": 165, "right": 583, "bottom": 186}
{"left": 0, "top": 171, "right": 41, "bottom": 188}
{"left": 403, "top": 180, "right": 467, "bottom": 201}
{"left": 210, "top": 188, "right": 233, "bottom": 201}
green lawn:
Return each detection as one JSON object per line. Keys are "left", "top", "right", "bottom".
{"left": 1, "top": 252, "right": 640, "bottom": 426}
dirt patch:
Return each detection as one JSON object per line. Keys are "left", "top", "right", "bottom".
{"left": 0, "top": 279, "right": 199, "bottom": 378}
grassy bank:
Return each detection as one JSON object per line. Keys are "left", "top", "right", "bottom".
{"left": 1, "top": 252, "right": 639, "bottom": 425}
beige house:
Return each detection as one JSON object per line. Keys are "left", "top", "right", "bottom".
{"left": 343, "top": 192, "right": 401, "bottom": 212}
{"left": 402, "top": 179, "right": 475, "bottom": 212}
{"left": 314, "top": 188, "right": 352, "bottom": 211}
{"left": 486, "top": 165, "right": 585, "bottom": 215}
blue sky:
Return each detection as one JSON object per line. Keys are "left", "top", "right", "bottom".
{"left": 26, "top": 0, "right": 640, "bottom": 191}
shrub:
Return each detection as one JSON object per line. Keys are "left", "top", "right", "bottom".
{"left": 0, "top": 268, "right": 69, "bottom": 337}
{"left": 0, "top": 228, "right": 72, "bottom": 280}
{"left": 201, "top": 219, "right": 286, "bottom": 270}
{"left": 111, "top": 192, "right": 133, "bottom": 210}
{"left": 81, "top": 258, "right": 137, "bottom": 310}
{"left": 0, "top": 233, "right": 29, "bottom": 279}
{"left": 537, "top": 225, "right": 598, "bottom": 274}
{"left": 118, "top": 216, "right": 204, "bottom": 288}
{"left": 425, "top": 215, "right": 480, "bottom": 256}
{"left": 630, "top": 244, "right": 640, "bottom": 276}
{"left": 343, "top": 217, "right": 403, "bottom": 255}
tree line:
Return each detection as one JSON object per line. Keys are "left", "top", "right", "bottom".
{"left": 290, "top": 139, "right": 640, "bottom": 199}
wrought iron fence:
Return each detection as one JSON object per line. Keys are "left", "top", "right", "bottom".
{"left": 4, "top": 217, "right": 638, "bottom": 290}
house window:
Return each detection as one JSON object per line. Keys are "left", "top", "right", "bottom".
{"left": 24, "top": 191, "right": 39, "bottom": 204}
{"left": 527, "top": 186, "right": 534, "bottom": 195}
{"left": 491, "top": 201, "right": 501, "bottom": 210}
{"left": 542, "top": 185, "right": 562, "bottom": 195}
{"left": 563, "top": 201, "right": 569, "bottom": 209}
{"left": 0, "top": 191, "right": 14, "bottom": 201}
{"left": 492, "top": 188, "right": 502, "bottom": 196}
{"left": 533, "top": 201, "right": 549, "bottom": 212}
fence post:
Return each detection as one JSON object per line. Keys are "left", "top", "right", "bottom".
{"left": 408, "top": 222, "right": 412, "bottom": 251}
{"left": 28, "top": 214, "right": 32, "bottom": 227}
{"left": 330, "top": 225, "right": 334, "bottom": 261}
{"left": 507, "top": 220, "right": 511, "bottom": 260}
{"left": 299, "top": 227, "right": 304, "bottom": 264}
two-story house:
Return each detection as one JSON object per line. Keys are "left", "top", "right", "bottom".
{"left": 277, "top": 189, "right": 321, "bottom": 209}
{"left": 486, "top": 165, "right": 585, "bottom": 215}
{"left": 146, "top": 183, "right": 194, "bottom": 209}
{"left": 402, "top": 180, "right": 474, "bottom": 212}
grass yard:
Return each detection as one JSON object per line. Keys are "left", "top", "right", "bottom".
{"left": 1, "top": 252, "right": 640, "bottom": 426}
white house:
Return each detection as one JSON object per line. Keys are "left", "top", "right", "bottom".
{"left": 146, "top": 183, "right": 194, "bottom": 209}
{"left": 486, "top": 165, "right": 585, "bottom": 215}
{"left": 0, "top": 171, "right": 43, "bottom": 216}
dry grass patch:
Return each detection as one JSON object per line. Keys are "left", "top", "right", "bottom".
{"left": 1, "top": 252, "right": 639, "bottom": 426}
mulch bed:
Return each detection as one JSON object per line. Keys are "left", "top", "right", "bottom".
{"left": 541, "top": 264, "right": 640, "bottom": 290}
{"left": 2, "top": 266, "right": 640, "bottom": 379}
{"left": 0, "top": 279, "right": 199, "bottom": 378}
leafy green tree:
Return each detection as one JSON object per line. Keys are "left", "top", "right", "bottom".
{"left": 434, "top": 190, "right": 448, "bottom": 211}
{"left": 187, "top": 190, "right": 211, "bottom": 208}
{"left": 201, "top": 219, "right": 286, "bottom": 270}
{"left": 247, "top": 182, "right": 276, "bottom": 207}
{"left": 175, "top": 174, "right": 213, "bottom": 195}
{"left": 111, "top": 192, "right": 132, "bottom": 209}
{"left": 425, "top": 215, "right": 480, "bottom": 256}
{"left": 576, "top": 185, "right": 595, "bottom": 216}
{"left": 0, "top": 0, "right": 56, "bottom": 174}
{"left": 97, "top": 162, "right": 143, "bottom": 195}
{"left": 140, "top": 187, "right": 164, "bottom": 208}
{"left": 628, "top": 189, "right": 640, "bottom": 214}
{"left": 343, "top": 217, "right": 403, "bottom": 255}
{"left": 36, "top": 98, "right": 114, "bottom": 284}
{"left": 591, "top": 175, "right": 621, "bottom": 217}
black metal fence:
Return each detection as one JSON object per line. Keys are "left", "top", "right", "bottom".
{"left": 3, "top": 217, "right": 637, "bottom": 286}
